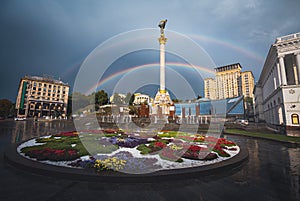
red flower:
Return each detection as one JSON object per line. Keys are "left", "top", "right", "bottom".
{"left": 68, "top": 150, "right": 77, "bottom": 156}
{"left": 103, "top": 129, "right": 117, "bottom": 134}
{"left": 54, "top": 149, "right": 65, "bottom": 156}
{"left": 188, "top": 145, "right": 202, "bottom": 152}
{"left": 54, "top": 131, "right": 78, "bottom": 137}
{"left": 154, "top": 141, "right": 167, "bottom": 148}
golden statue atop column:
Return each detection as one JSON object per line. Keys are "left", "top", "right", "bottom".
{"left": 158, "top": 19, "right": 168, "bottom": 45}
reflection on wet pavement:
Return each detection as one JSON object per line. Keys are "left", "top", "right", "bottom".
{"left": 0, "top": 119, "right": 299, "bottom": 201}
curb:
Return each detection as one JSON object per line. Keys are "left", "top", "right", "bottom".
{"left": 4, "top": 143, "right": 248, "bottom": 183}
{"left": 224, "top": 131, "right": 300, "bottom": 148}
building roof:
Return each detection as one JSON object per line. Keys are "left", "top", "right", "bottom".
{"left": 215, "top": 63, "right": 242, "bottom": 72}
{"left": 276, "top": 32, "right": 300, "bottom": 43}
{"left": 23, "top": 75, "right": 69, "bottom": 86}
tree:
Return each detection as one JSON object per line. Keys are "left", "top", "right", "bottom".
{"left": 67, "top": 95, "right": 72, "bottom": 116}
{"left": 244, "top": 97, "right": 253, "bottom": 105}
{"left": 111, "top": 93, "right": 123, "bottom": 105}
{"left": 129, "top": 94, "right": 135, "bottom": 105}
{"left": 124, "top": 92, "right": 132, "bottom": 104}
{"left": 95, "top": 90, "right": 108, "bottom": 106}
{"left": 0, "top": 99, "right": 13, "bottom": 118}
{"left": 71, "top": 92, "right": 90, "bottom": 113}
{"left": 128, "top": 105, "right": 137, "bottom": 115}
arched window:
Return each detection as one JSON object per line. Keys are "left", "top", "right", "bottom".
{"left": 291, "top": 114, "right": 299, "bottom": 124}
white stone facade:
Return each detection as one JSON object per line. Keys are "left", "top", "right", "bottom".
{"left": 254, "top": 32, "right": 300, "bottom": 127}
{"left": 133, "top": 93, "right": 150, "bottom": 105}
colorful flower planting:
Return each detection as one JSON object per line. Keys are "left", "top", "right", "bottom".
{"left": 18, "top": 129, "right": 240, "bottom": 174}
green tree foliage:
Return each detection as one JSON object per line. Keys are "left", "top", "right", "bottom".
{"left": 69, "top": 90, "right": 109, "bottom": 114}
{"left": 67, "top": 95, "right": 72, "bottom": 116}
{"left": 244, "top": 97, "right": 253, "bottom": 105}
{"left": 71, "top": 92, "right": 90, "bottom": 113}
{"left": 95, "top": 90, "right": 108, "bottom": 108}
{"left": 0, "top": 99, "right": 13, "bottom": 118}
{"left": 111, "top": 93, "right": 123, "bottom": 105}
{"left": 128, "top": 105, "right": 137, "bottom": 115}
{"left": 129, "top": 94, "right": 135, "bottom": 105}
{"left": 124, "top": 92, "right": 132, "bottom": 104}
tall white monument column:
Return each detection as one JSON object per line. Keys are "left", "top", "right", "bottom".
{"left": 159, "top": 33, "right": 167, "bottom": 93}
{"left": 279, "top": 55, "right": 287, "bottom": 85}
{"left": 152, "top": 19, "right": 173, "bottom": 117}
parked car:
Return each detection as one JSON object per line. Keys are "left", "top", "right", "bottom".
{"left": 235, "top": 119, "right": 249, "bottom": 125}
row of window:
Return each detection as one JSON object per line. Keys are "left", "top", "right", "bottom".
{"left": 30, "top": 91, "right": 66, "bottom": 96}
{"left": 32, "top": 82, "right": 67, "bottom": 90}
{"left": 29, "top": 87, "right": 66, "bottom": 94}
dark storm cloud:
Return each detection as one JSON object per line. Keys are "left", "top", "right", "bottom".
{"left": 0, "top": 0, "right": 300, "bottom": 101}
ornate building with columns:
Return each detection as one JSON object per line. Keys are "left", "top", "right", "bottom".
{"left": 254, "top": 32, "right": 300, "bottom": 128}
{"left": 15, "top": 75, "right": 69, "bottom": 119}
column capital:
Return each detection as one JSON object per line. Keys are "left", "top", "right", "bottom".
{"left": 278, "top": 54, "right": 285, "bottom": 58}
{"left": 294, "top": 51, "right": 300, "bottom": 56}
{"left": 158, "top": 36, "right": 167, "bottom": 44}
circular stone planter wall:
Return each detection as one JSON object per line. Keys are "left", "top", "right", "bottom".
{"left": 4, "top": 141, "right": 248, "bottom": 183}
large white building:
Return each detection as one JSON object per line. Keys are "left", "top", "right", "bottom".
{"left": 254, "top": 32, "right": 300, "bottom": 128}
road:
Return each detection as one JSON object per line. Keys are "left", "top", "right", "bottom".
{"left": 0, "top": 119, "right": 299, "bottom": 201}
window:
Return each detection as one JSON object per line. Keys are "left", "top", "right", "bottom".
{"left": 291, "top": 114, "right": 299, "bottom": 124}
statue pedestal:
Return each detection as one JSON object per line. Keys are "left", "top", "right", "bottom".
{"left": 152, "top": 90, "right": 173, "bottom": 116}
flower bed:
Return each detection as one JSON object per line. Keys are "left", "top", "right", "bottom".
{"left": 18, "top": 130, "right": 240, "bottom": 174}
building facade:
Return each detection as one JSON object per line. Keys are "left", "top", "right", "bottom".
{"left": 204, "top": 63, "right": 255, "bottom": 100}
{"left": 15, "top": 75, "right": 69, "bottom": 119}
{"left": 133, "top": 93, "right": 150, "bottom": 105}
{"left": 240, "top": 71, "right": 255, "bottom": 99}
{"left": 254, "top": 32, "right": 300, "bottom": 128}
{"left": 204, "top": 78, "right": 216, "bottom": 100}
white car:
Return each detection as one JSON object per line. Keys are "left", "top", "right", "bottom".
{"left": 236, "top": 119, "right": 249, "bottom": 125}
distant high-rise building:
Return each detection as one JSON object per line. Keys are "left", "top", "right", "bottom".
{"left": 204, "top": 63, "right": 254, "bottom": 100}
{"left": 215, "top": 63, "right": 241, "bottom": 99}
{"left": 15, "top": 75, "right": 69, "bottom": 119}
{"left": 240, "top": 71, "right": 255, "bottom": 99}
{"left": 204, "top": 78, "right": 216, "bottom": 100}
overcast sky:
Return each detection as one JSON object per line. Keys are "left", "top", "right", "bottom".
{"left": 1, "top": 0, "right": 300, "bottom": 101}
